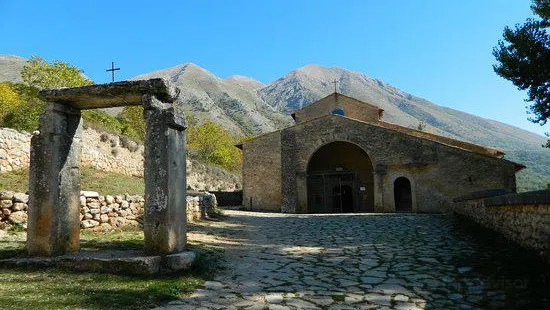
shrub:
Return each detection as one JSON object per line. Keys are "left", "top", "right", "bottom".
{"left": 0, "top": 83, "right": 20, "bottom": 126}
{"left": 187, "top": 120, "right": 242, "bottom": 172}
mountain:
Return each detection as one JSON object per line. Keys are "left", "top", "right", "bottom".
{"left": 131, "top": 63, "right": 292, "bottom": 135}
{"left": 1, "top": 55, "right": 548, "bottom": 190}
{"left": 132, "top": 63, "right": 548, "bottom": 191}
{"left": 0, "top": 55, "right": 26, "bottom": 83}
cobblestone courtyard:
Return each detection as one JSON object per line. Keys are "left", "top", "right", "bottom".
{"left": 155, "top": 210, "right": 550, "bottom": 310}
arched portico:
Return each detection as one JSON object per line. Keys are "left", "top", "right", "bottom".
{"left": 306, "top": 141, "right": 374, "bottom": 213}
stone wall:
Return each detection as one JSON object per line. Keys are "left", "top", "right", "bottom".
{"left": 0, "top": 127, "right": 241, "bottom": 191}
{"left": 242, "top": 114, "right": 518, "bottom": 213}
{"left": 0, "top": 128, "right": 31, "bottom": 173}
{"left": 0, "top": 190, "right": 217, "bottom": 231}
{"left": 241, "top": 131, "right": 282, "bottom": 211}
{"left": 452, "top": 189, "right": 550, "bottom": 263}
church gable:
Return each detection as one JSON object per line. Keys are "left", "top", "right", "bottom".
{"left": 292, "top": 93, "right": 383, "bottom": 124}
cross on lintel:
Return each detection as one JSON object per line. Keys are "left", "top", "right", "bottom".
{"left": 106, "top": 61, "right": 120, "bottom": 83}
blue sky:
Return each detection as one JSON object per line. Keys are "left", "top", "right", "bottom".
{"left": 1, "top": 0, "right": 546, "bottom": 136}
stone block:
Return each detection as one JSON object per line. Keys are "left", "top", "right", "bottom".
{"left": 12, "top": 202, "right": 26, "bottom": 211}
{"left": 13, "top": 193, "right": 29, "bottom": 203}
{"left": 9, "top": 211, "right": 27, "bottom": 224}
{"left": 0, "top": 191, "right": 15, "bottom": 200}
{"left": 162, "top": 251, "right": 196, "bottom": 271}
{"left": 1, "top": 200, "right": 13, "bottom": 209}
{"left": 81, "top": 220, "right": 99, "bottom": 229}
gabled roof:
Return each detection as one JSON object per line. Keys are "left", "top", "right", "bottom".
{"left": 290, "top": 92, "right": 383, "bottom": 120}
{"left": 238, "top": 113, "right": 525, "bottom": 171}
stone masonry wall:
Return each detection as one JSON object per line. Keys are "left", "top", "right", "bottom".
{"left": 452, "top": 189, "right": 550, "bottom": 263}
{"left": 0, "top": 190, "right": 217, "bottom": 231}
{"left": 0, "top": 127, "right": 241, "bottom": 191}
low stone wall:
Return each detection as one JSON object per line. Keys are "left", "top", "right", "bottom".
{"left": 0, "top": 190, "right": 218, "bottom": 231}
{"left": 452, "top": 189, "right": 550, "bottom": 263}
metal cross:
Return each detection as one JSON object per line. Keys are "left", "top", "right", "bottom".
{"left": 332, "top": 79, "right": 339, "bottom": 93}
{"left": 106, "top": 61, "right": 120, "bottom": 82}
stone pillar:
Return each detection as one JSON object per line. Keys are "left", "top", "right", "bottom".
{"left": 27, "top": 102, "right": 82, "bottom": 256}
{"left": 281, "top": 128, "right": 298, "bottom": 213}
{"left": 143, "top": 94, "right": 187, "bottom": 254}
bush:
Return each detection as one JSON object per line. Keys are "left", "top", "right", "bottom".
{"left": 187, "top": 120, "right": 242, "bottom": 172}
{"left": 1, "top": 83, "right": 44, "bottom": 131}
{"left": 0, "top": 83, "right": 20, "bottom": 126}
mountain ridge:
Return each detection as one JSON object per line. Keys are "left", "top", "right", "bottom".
{"left": 1, "top": 55, "right": 548, "bottom": 190}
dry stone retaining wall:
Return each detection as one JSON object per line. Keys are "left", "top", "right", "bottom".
{"left": 452, "top": 189, "right": 550, "bottom": 263}
{"left": 0, "top": 127, "right": 242, "bottom": 191}
{"left": 0, "top": 190, "right": 217, "bottom": 231}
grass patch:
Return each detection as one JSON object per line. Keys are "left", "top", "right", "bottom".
{"left": 0, "top": 230, "right": 222, "bottom": 310}
{"left": 0, "top": 166, "right": 144, "bottom": 195}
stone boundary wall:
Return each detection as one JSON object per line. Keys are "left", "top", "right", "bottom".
{"left": 0, "top": 190, "right": 217, "bottom": 231}
{"left": 452, "top": 189, "right": 550, "bottom": 263}
{"left": 0, "top": 127, "right": 242, "bottom": 191}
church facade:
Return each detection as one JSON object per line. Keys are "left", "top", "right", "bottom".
{"left": 237, "top": 93, "right": 524, "bottom": 213}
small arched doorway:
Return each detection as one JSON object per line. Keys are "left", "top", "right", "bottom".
{"left": 307, "top": 141, "right": 374, "bottom": 213}
{"left": 394, "top": 177, "right": 412, "bottom": 212}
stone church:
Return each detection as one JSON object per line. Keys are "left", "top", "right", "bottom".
{"left": 237, "top": 93, "right": 524, "bottom": 213}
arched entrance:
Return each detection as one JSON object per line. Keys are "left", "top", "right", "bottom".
{"left": 394, "top": 177, "right": 412, "bottom": 212}
{"left": 307, "top": 141, "right": 374, "bottom": 213}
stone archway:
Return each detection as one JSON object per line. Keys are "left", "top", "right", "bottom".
{"left": 27, "top": 79, "right": 188, "bottom": 257}
{"left": 394, "top": 177, "right": 412, "bottom": 212}
{"left": 306, "top": 141, "right": 374, "bottom": 213}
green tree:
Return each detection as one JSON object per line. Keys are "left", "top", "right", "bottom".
{"left": 493, "top": 0, "right": 549, "bottom": 125}
{"left": 21, "top": 56, "right": 93, "bottom": 89}
{"left": 493, "top": 0, "right": 549, "bottom": 147}
{"left": 120, "top": 106, "right": 146, "bottom": 141}
{"left": 0, "top": 83, "right": 20, "bottom": 126}
{"left": 187, "top": 120, "right": 242, "bottom": 171}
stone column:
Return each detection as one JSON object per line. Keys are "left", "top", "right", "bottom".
{"left": 27, "top": 102, "right": 82, "bottom": 256}
{"left": 142, "top": 94, "right": 187, "bottom": 254}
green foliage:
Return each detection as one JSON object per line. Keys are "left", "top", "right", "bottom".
{"left": 0, "top": 83, "right": 44, "bottom": 131}
{"left": 0, "top": 83, "right": 20, "bottom": 125}
{"left": 82, "top": 109, "right": 124, "bottom": 132}
{"left": 416, "top": 120, "right": 426, "bottom": 131}
{"left": 1, "top": 57, "right": 93, "bottom": 131}
{"left": 493, "top": 0, "right": 549, "bottom": 126}
{"left": 21, "top": 56, "right": 93, "bottom": 89}
{"left": 120, "top": 106, "right": 146, "bottom": 141}
{"left": 187, "top": 120, "right": 242, "bottom": 172}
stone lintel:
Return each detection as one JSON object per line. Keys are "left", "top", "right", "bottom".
{"left": 38, "top": 78, "right": 178, "bottom": 110}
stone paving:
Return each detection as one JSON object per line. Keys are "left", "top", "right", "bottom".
{"left": 153, "top": 210, "right": 549, "bottom": 310}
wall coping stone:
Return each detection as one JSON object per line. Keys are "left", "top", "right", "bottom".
{"left": 453, "top": 188, "right": 510, "bottom": 203}
{"left": 484, "top": 189, "right": 550, "bottom": 207}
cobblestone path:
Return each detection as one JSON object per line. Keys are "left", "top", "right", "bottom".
{"left": 154, "top": 210, "right": 550, "bottom": 310}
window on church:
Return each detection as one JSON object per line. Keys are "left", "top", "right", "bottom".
{"left": 331, "top": 109, "right": 345, "bottom": 116}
